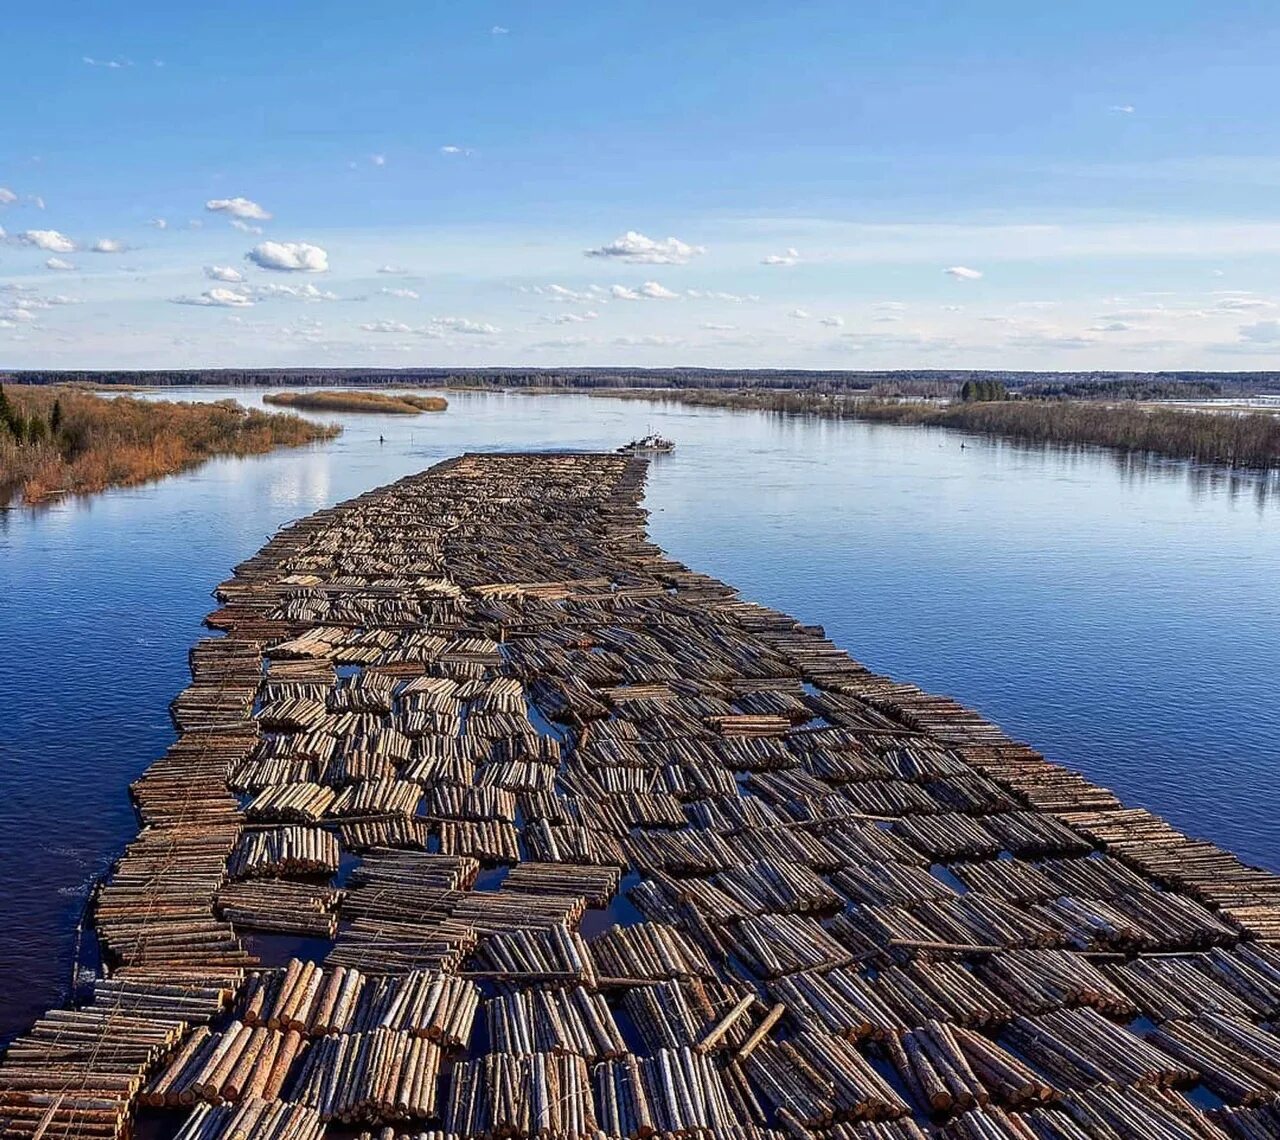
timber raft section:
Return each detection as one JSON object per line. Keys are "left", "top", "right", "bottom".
{"left": 6, "top": 453, "right": 1280, "bottom": 1140}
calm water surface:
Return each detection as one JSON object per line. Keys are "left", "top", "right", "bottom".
{"left": 1, "top": 388, "right": 1277, "bottom": 1037}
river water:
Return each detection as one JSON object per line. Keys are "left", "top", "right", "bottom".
{"left": 0, "top": 387, "right": 1276, "bottom": 1038}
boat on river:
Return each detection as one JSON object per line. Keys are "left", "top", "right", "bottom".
{"left": 618, "top": 432, "right": 675, "bottom": 455}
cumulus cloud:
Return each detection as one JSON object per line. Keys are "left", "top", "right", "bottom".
{"left": 762, "top": 247, "right": 800, "bottom": 266}
{"left": 491, "top": 25, "right": 509, "bottom": 34}
{"left": 91, "top": 238, "right": 125, "bottom": 253}
{"left": 610, "top": 285, "right": 641, "bottom": 301}
{"left": 439, "top": 145, "right": 471, "bottom": 156}
{"left": 613, "top": 334, "right": 681, "bottom": 347}
{"left": 432, "top": 316, "right": 500, "bottom": 335}
{"left": 44, "top": 257, "right": 75, "bottom": 271}
{"left": 0, "top": 187, "right": 16, "bottom": 206}
{"left": 246, "top": 241, "right": 329, "bottom": 273}
{"left": 370, "top": 154, "right": 387, "bottom": 167}
{"left": 819, "top": 316, "right": 845, "bottom": 327}
{"left": 538, "top": 283, "right": 601, "bottom": 303}
{"left": 1110, "top": 104, "right": 1136, "bottom": 114}
{"left": 585, "top": 231, "right": 705, "bottom": 265}
{"left": 230, "top": 219, "right": 263, "bottom": 235}
{"left": 361, "top": 319, "right": 414, "bottom": 334}
{"left": 686, "top": 289, "right": 757, "bottom": 302}
{"left": 638, "top": 281, "right": 678, "bottom": 299}
{"left": 18, "top": 229, "right": 75, "bottom": 253}
{"left": 254, "top": 282, "right": 337, "bottom": 301}
{"left": 944, "top": 266, "right": 983, "bottom": 280}
{"left": 379, "top": 286, "right": 420, "bottom": 299}
{"left": 150, "top": 217, "right": 168, "bottom": 229}
{"left": 205, "top": 265, "right": 245, "bottom": 283}
{"left": 172, "top": 287, "right": 254, "bottom": 308}
{"left": 377, "top": 265, "right": 410, "bottom": 275}
{"left": 789, "top": 308, "right": 811, "bottom": 319}
{"left": 207, "top": 196, "right": 271, "bottom": 221}
{"left": 2, "top": 307, "right": 37, "bottom": 323}
{"left": 544, "top": 310, "right": 599, "bottom": 325}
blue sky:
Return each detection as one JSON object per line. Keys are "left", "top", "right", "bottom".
{"left": 4, "top": 1, "right": 1280, "bottom": 369}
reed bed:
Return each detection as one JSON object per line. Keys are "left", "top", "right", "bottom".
{"left": 0, "top": 383, "right": 338, "bottom": 504}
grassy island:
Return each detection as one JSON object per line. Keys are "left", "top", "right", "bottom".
{"left": 0, "top": 385, "right": 340, "bottom": 505}
{"left": 262, "top": 389, "right": 448, "bottom": 414}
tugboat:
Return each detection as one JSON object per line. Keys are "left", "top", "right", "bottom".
{"left": 618, "top": 432, "right": 675, "bottom": 455}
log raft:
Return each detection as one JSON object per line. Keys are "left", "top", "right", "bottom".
{"left": 4, "top": 451, "right": 1280, "bottom": 1140}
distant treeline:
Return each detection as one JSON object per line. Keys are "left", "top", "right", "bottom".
{"left": 6, "top": 368, "right": 1280, "bottom": 399}
{"left": 593, "top": 387, "right": 1280, "bottom": 470}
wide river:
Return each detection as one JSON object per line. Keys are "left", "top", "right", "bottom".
{"left": 0, "top": 388, "right": 1277, "bottom": 1038}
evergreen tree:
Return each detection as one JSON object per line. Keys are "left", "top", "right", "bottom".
{"left": 51, "top": 398, "right": 63, "bottom": 435}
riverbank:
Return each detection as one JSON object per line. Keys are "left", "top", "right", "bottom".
{"left": 589, "top": 387, "right": 1280, "bottom": 469}
{"left": 0, "top": 385, "right": 339, "bottom": 505}
{"left": 3, "top": 451, "right": 1278, "bottom": 1137}
{"left": 262, "top": 389, "right": 447, "bottom": 415}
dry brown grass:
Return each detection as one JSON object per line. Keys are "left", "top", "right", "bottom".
{"left": 263, "top": 389, "right": 448, "bottom": 414}
{"left": 0, "top": 385, "right": 340, "bottom": 505}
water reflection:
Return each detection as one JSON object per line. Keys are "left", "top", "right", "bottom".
{"left": 0, "top": 387, "right": 1277, "bottom": 1039}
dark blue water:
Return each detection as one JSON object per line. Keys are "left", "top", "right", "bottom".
{"left": 1, "top": 388, "right": 1277, "bottom": 1037}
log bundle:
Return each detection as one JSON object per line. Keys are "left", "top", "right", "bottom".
{"left": 8, "top": 451, "right": 1280, "bottom": 1139}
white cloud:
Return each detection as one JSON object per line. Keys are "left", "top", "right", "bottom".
{"left": 819, "top": 316, "right": 845, "bottom": 327}
{"left": 762, "top": 247, "right": 800, "bottom": 266}
{"left": 207, "top": 196, "right": 272, "bottom": 221}
{"left": 44, "top": 257, "right": 75, "bottom": 271}
{"left": 1110, "top": 104, "right": 1136, "bottom": 114}
{"left": 254, "top": 282, "right": 338, "bottom": 301}
{"left": 0, "top": 188, "right": 16, "bottom": 206}
{"left": 370, "top": 154, "right": 387, "bottom": 167}
{"left": 1089, "top": 321, "right": 1134, "bottom": 332}
{"left": 27, "top": 195, "right": 45, "bottom": 210}
{"left": 491, "top": 25, "right": 509, "bottom": 34}
{"left": 18, "top": 229, "right": 75, "bottom": 253}
{"left": 172, "top": 287, "right": 254, "bottom": 308}
{"left": 377, "top": 264, "right": 410, "bottom": 275}
{"left": 230, "top": 218, "right": 264, "bottom": 235}
{"left": 613, "top": 334, "right": 682, "bottom": 347}
{"left": 585, "top": 230, "right": 705, "bottom": 265}
{"left": 431, "top": 316, "right": 500, "bottom": 335}
{"left": 91, "top": 238, "right": 125, "bottom": 253}
{"left": 378, "top": 286, "right": 420, "bottom": 299}
{"left": 150, "top": 217, "right": 168, "bottom": 229}
{"left": 701, "top": 322, "right": 737, "bottom": 331}
{"left": 540, "top": 283, "right": 600, "bottom": 303}
{"left": 544, "top": 310, "right": 599, "bottom": 324}
{"left": 246, "top": 241, "right": 329, "bottom": 273}
{"left": 205, "top": 265, "right": 245, "bottom": 283}
{"left": 789, "top": 308, "right": 811, "bottom": 319}
{"left": 361, "top": 319, "right": 414, "bottom": 334}
{"left": 82, "top": 56, "right": 132, "bottom": 68}
{"left": 2, "top": 308, "right": 37, "bottom": 323}
{"left": 686, "top": 289, "right": 756, "bottom": 302}
{"left": 944, "top": 265, "right": 983, "bottom": 280}
{"left": 610, "top": 281, "right": 678, "bottom": 301}
{"left": 440, "top": 145, "right": 471, "bottom": 156}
